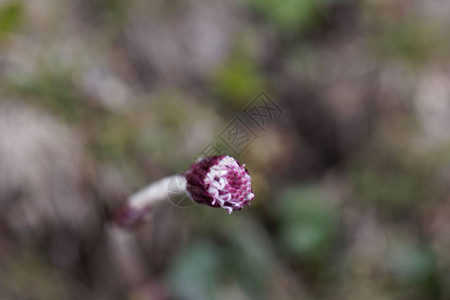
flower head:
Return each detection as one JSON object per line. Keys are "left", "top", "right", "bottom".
{"left": 185, "top": 155, "right": 254, "bottom": 214}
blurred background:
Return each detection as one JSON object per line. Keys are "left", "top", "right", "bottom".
{"left": 0, "top": 0, "right": 450, "bottom": 299}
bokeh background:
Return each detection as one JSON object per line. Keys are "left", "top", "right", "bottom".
{"left": 1, "top": 0, "right": 450, "bottom": 299}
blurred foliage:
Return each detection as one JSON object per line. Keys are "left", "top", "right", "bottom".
{"left": 248, "top": 0, "right": 351, "bottom": 36}
{"left": 375, "top": 20, "right": 447, "bottom": 65}
{"left": 169, "top": 212, "right": 275, "bottom": 300}
{"left": 274, "top": 186, "right": 339, "bottom": 269}
{"left": 249, "top": 0, "right": 320, "bottom": 35}
{"left": 385, "top": 241, "right": 435, "bottom": 285}
{"left": 213, "top": 48, "right": 265, "bottom": 110}
{"left": 351, "top": 136, "right": 434, "bottom": 214}
{"left": 0, "top": 1, "right": 23, "bottom": 40}
{"left": 0, "top": 251, "right": 68, "bottom": 300}
{"left": 353, "top": 161, "right": 426, "bottom": 212}
{"left": 168, "top": 242, "right": 221, "bottom": 300}
{"left": 95, "top": 112, "right": 138, "bottom": 161}
{"left": 7, "top": 73, "right": 86, "bottom": 122}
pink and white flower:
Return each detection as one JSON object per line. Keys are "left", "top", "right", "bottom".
{"left": 114, "top": 155, "right": 254, "bottom": 227}
{"left": 185, "top": 156, "right": 254, "bottom": 214}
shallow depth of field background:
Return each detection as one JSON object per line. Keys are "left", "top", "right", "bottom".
{"left": 0, "top": 0, "right": 450, "bottom": 299}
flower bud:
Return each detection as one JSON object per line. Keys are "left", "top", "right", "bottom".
{"left": 185, "top": 155, "right": 254, "bottom": 214}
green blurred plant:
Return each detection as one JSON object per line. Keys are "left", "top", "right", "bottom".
{"left": 374, "top": 19, "right": 447, "bottom": 65}
{"left": 6, "top": 72, "right": 86, "bottom": 121}
{"left": 213, "top": 50, "right": 264, "bottom": 110}
{"left": 0, "top": 1, "right": 23, "bottom": 40}
{"left": 274, "top": 185, "right": 340, "bottom": 269}
{"left": 0, "top": 251, "right": 68, "bottom": 300}
{"left": 386, "top": 241, "right": 436, "bottom": 285}
{"left": 168, "top": 242, "right": 221, "bottom": 300}
{"left": 95, "top": 112, "right": 138, "bottom": 161}
{"left": 249, "top": 0, "right": 320, "bottom": 35}
{"left": 351, "top": 143, "right": 432, "bottom": 214}
{"left": 168, "top": 211, "right": 276, "bottom": 300}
